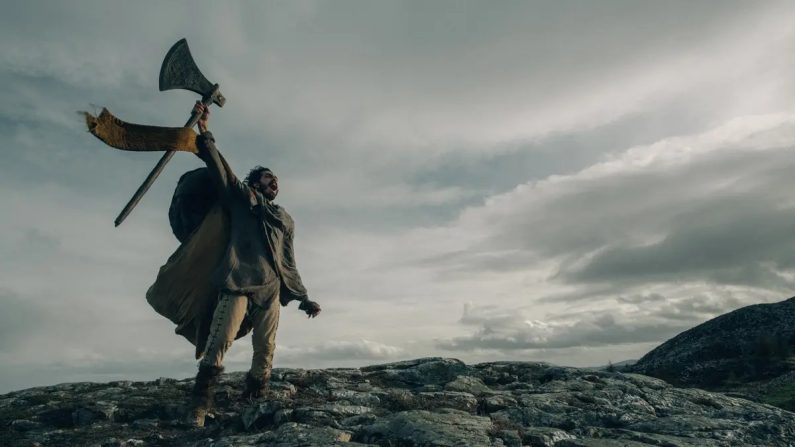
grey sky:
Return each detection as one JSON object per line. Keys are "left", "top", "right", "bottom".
{"left": 2, "top": 1, "right": 795, "bottom": 392}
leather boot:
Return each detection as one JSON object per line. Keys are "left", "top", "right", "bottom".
{"left": 240, "top": 371, "right": 270, "bottom": 400}
{"left": 187, "top": 364, "right": 224, "bottom": 427}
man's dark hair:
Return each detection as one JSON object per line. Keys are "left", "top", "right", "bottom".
{"left": 245, "top": 166, "right": 272, "bottom": 187}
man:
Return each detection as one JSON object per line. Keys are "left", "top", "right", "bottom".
{"left": 188, "top": 102, "right": 321, "bottom": 427}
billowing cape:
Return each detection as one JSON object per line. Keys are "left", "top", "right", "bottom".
{"left": 145, "top": 204, "right": 255, "bottom": 358}
{"left": 85, "top": 108, "right": 252, "bottom": 358}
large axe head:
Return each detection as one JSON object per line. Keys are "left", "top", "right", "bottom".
{"left": 159, "top": 38, "right": 226, "bottom": 107}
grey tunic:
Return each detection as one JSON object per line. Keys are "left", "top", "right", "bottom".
{"left": 196, "top": 132, "right": 309, "bottom": 307}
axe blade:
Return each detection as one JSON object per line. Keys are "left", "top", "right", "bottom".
{"left": 159, "top": 38, "right": 225, "bottom": 106}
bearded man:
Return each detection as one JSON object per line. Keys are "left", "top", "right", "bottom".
{"left": 185, "top": 102, "right": 321, "bottom": 426}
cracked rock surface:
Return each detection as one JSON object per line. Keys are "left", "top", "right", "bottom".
{"left": 2, "top": 357, "right": 795, "bottom": 446}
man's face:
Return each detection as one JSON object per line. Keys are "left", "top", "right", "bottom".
{"left": 256, "top": 171, "right": 279, "bottom": 200}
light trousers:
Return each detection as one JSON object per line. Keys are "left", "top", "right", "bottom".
{"left": 199, "top": 292, "right": 280, "bottom": 378}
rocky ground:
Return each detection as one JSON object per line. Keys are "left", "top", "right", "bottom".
{"left": 2, "top": 358, "right": 795, "bottom": 446}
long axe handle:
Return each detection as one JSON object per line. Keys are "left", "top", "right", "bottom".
{"left": 113, "top": 84, "right": 221, "bottom": 227}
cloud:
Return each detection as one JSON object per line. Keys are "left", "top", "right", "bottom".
{"left": 279, "top": 339, "right": 405, "bottom": 362}
{"left": 438, "top": 303, "right": 689, "bottom": 351}
{"left": 437, "top": 291, "right": 754, "bottom": 352}
{"left": 564, "top": 194, "right": 795, "bottom": 290}
{"left": 390, "top": 114, "right": 795, "bottom": 282}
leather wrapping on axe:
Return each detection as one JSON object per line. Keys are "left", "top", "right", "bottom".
{"left": 84, "top": 108, "right": 199, "bottom": 153}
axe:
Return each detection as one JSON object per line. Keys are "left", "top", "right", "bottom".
{"left": 114, "top": 38, "right": 226, "bottom": 227}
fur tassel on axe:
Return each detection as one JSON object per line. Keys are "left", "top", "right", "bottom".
{"left": 83, "top": 108, "right": 199, "bottom": 154}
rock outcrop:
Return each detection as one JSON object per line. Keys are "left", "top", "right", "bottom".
{"left": 3, "top": 358, "right": 795, "bottom": 446}
{"left": 628, "top": 297, "right": 795, "bottom": 388}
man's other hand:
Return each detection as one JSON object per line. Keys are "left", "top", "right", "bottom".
{"left": 299, "top": 300, "right": 321, "bottom": 318}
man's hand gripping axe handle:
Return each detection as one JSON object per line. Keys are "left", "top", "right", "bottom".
{"left": 114, "top": 38, "right": 225, "bottom": 227}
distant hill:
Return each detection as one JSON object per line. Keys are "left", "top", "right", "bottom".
{"left": 628, "top": 297, "right": 795, "bottom": 392}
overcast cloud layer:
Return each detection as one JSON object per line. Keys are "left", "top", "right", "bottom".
{"left": 2, "top": 1, "right": 795, "bottom": 392}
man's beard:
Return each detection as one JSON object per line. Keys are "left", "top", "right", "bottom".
{"left": 263, "top": 189, "right": 278, "bottom": 200}
{"left": 256, "top": 184, "right": 278, "bottom": 200}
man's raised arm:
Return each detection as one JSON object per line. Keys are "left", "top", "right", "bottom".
{"left": 193, "top": 102, "right": 248, "bottom": 200}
